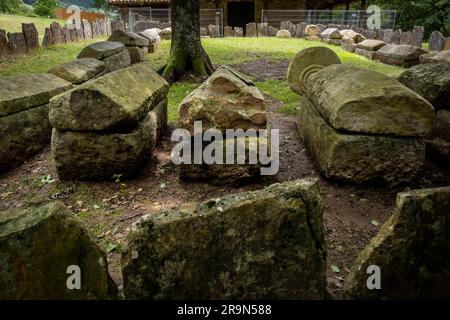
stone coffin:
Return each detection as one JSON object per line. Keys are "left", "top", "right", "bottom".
{"left": 375, "top": 44, "right": 427, "bottom": 68}
{"left": 355, "top": 39, "right": 386, "bottom": 60}
{"left": 77, "top": 41, "right": 131, "bottom": 73}
{"left": 122, "top": 179, "right": 326, "bottom": 299}
{"left": 344, "top": 187, "right": 450, "bottom": 299}
{"left": 305, "top": 64, "right": 434, "bottom": 137}
{"left": 399, "top": 62, "right": 450, "bottom": 110}
{"left": 298, "top": 97, "right": 426, "bottom": 185}
{"left": 0, "top": 202, "right": 117, "bottom": 299}
{"left": 420, "top": 51, "right": 450, "bottom": 64}
{"left": 48, "top": 58, "right": 105, "bottom": 84}
{"left": 50, "top": 64, "right": 169, "bottom": 180}
{"left": 0, "top": 73, "right": 72, "bottom": 173}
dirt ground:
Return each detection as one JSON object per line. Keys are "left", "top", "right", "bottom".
{"left": 1, "top": 60, "right": 449, "bottom": 299}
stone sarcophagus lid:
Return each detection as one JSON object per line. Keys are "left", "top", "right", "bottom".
{"left": 287, "top": 47, "right": 435, "bottom": 185}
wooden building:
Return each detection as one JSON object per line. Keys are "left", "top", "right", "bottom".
{"left": 108, "top": 0, "right": 364, "bottom": 29}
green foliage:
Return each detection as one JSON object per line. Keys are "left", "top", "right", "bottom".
{"left": 33, "top": 0, "right": 59, "bottom": 18}
{"left": 0, "top": 0, "right": 22, "bottom": 14}
{"left": 372, "top": 0, "right": 450, "bottom": 36}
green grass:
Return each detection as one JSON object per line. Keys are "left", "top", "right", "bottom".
{"left": 0, "top": 38, "right": 106, "bottom": 76}
{"left": 256, "top": 80, "right": 299, "bottom": 115}
{"left": 167, "top": 82, "right": 200, "bottom": 123}
{"left": 0, "top": 13, "right": 65, "bottom": 38}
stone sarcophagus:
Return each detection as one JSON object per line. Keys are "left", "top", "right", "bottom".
{"left": 287, "top": 47, "right": 435, "bottom": 185}
{"left": 49, "top": 63, "right": 169, "bottom": 180}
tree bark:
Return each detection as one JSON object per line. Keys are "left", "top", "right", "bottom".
{"left": 162, "top": 0, "right": 214, "bottom": 81}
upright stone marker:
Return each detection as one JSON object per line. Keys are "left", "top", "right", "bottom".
{"left": 122, "top": 179, "right": 327, "bottom": 300}
{"left": 296, "top": 22, "right": 307, "bottom": 38}
{"left": 224, "top": 26, "right": 234, "bottom": 37}
{"left": 7, "top": 32, "right": 27, "bottom": 56}
{"left": 280, "top": 20, "right": 296, "bottom": 36}
{"left": 410, "top": 26, "right": 424, "bottom": 47}
{"left": 0, "top": 31, "right": 10, "bottom": 60}
{"left": 22, "top": 23, "right": 39, "bottom": 50}
{"left": 246, "top": 22, "right": 257, "bottom": 37}
{"left": 257, "top": 23, "right": 268, "bottom": 37}
{"left": 344, "top": 187, "right": 450, "bottom": 299}
{"left": 50, "top": 22, "right": 65, "bottom": 44}
{"left": 382, "top": 29, "right": 393, "bottom": 43}
{"left": 400, "top": 30, "right": 411, "bottom": 45}
{"left": 42, "top": 27, "right": 53, "bottom": 48}
{"left": 391, "top": 29, "right": 402, "bottom": 45}
{"left": 83, "top": 19, "right": 93, "bottom": 39}
{"left": 429, "top": 31, "right": 445, "bottom": 51}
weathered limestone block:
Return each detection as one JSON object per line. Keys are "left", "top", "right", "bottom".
{"left": 159, "top": 27, "right": 172, "bottom": 40}
{"left": 0, "top": 104, "right": 51, "bottom": 173}
{"left": 122, "top": 179, "right": 327, "bottom": 300}
{"left": 364, "top": 29, "right": 378, "bottom": 40}
{"left": 233, "top": 27, "right": 243, "bottom": 37}
{"left": 280, "top": 20, "right": 296, "bottom": 36}
{"left": 344, "top": 187, "right": 450, "bottom": 299}
{"left": 305, "top": 25, "right": 321, "bottom": 40}
{"left": 295, "top": 22, "right": 307, "bottom": 38}
{"left": 83, "top": 19, "right": 93, "bottom": 39}
{"left": 399, "top": 63, "right": 450, "bottom": 110}
{"left": 7, "top": 32, "right": 27, "bottom": 56}
{"left": 321, "top": 28, "right": 342, "bottom": 41}
{"left": 257, "top": 23, "right": 268, "bottom": 37}
{"left": 108, "top": 29, "right": 149, "bottom": 47}
{"left": 138, "top": 29, "right": 161, "bottom": 44}
{"left": 178, "top": 66, "right": 266, "bottom": 133}
{"left": 340, "top": 29, "right": 365, "bottom": 44}
{"left": 110, "top": 20, "right": 124, "bottom": 33}
{"left": 0, "top": 31, "right": 10, "bottom": 60}
{"left": 102, "top": 49, "right": 131, "bottom": 72}
{"left": 76, "top": 27, "right": 84, "bottom": 41}
{"left": 48, "top": 58, "right": 106, "bottom": 84}
{"left": 268, "top": 26, "right": 278, "bottom": 37}
{"left": 127, "top": 46, "right": 146, "bottom": 64}
{"left": 63, "top": 25, "right": 71, "bottom": 43}
{"left": 356, "top": 39, "right": 385, "bottom": 51}
{"left": 179, "top": 134, "right": 270, "bottom": 183}
{"left": 391, "top": 29, "right": 402, "bottom": 45}
{"left": 78, "top": 41, "right": 125, "bottom": 60}
{"left": 0, "top": 202, "right": 118, "bottom": 299}
{"left": 49, "top": 63, "right": 169, "bottom": 131}
{"left": 50, "top": 22, "right": 65, "bottom": 44}
{"left": 41, "top": 27, "right": 54, "bottom": 48}
{"left": 375, "top": 44, "right": 427, "bottom": 67}
{"left": 420, "top": 51, "right": 450, "bottom": 64}
{"left": 22, "top": 23, "right": 39, "bottom": 50}
{"left": 208, "top": 25, "right": 220, "bottom": 38}
{"left": 276, "top": 30, "right": 292, "bottom": 38}
{"left": 382, "top": 29, "right": 393, "bottom": 43}
{"left": 411, "top": 26, "right": 424, "bottom": 47}
{"left": 298, "top": 97, "right": 426, "bottom": 185}
{"left": 246, "top": 22, "right": 257, "bottom": 37}
{"left": 224, "top": 26, "right": 234, "bottom": 37}
{"left": 426, "top": 110, "right": 450, "bottom": 163}
{"left": 0, "top": 73, "right": 72, "bottom": 117}
{"left": 305, "top": 64, "right": 434, "bottom": 137}
{"left": 429, "top": 30, "right": 445, "bottom": 51}
{"left": 51, "top": 111, "right": 157, "bottom": 180}
{"left": 400, "top": 30, "right": 411, "bottom": 45}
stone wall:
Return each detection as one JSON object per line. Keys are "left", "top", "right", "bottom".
{"left": 0, "top": 19, "right": 113, "bottom": 61}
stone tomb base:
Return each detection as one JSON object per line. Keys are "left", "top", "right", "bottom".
{"left": 179, "top": 133, "right": 272, "bottom": 184}
{"left": 52, "top": 99, "right": 167, "bottom": 180}
{"left": 298, "top": 97, "right": 425, "bottom": 185}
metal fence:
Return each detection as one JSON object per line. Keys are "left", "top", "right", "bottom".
{"left": 127, "top": 8, "right": 223, "bottom": 36}
{"left": 261, "top": 10, "right": 397, "bottom": 30}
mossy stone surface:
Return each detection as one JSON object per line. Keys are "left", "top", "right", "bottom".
{"left": 344, "top": 187, "right": 450, "bottom": 299}
{"left": 48, "top": 58, "right": 105, "bottom": 85}
{"left": 122, "top": 179, "right": 326, "bottom": 300}
{"left": 49, "top": 63, "right": 169, "bottom": 131}
{"left": 307, "top": 64, "right": 434, "bottom": 137}
{"left": 52, "top": 110, "right": 157, "bottom": 181}
{"left": 298, "top": 97, "right": 425, "bottom": 185}
{"left": 0, "top": 104, "right": 51, "bottom": 174}
{"left": 0, "top": 73, "right": 72, "bottom": 117}
{"left": 0, "top": 202, "right": 117, "bottom": 299}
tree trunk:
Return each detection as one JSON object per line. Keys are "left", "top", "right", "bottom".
{"left": 162, "top": 0, "right": 214, "bottom": 81}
